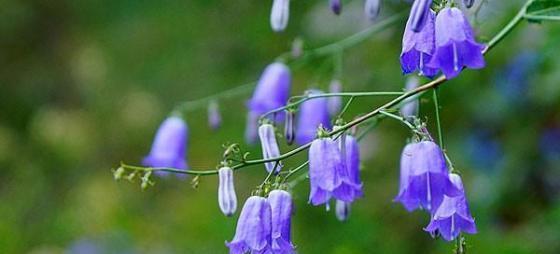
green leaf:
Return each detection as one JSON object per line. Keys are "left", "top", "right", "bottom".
{"left": 525, "top": 0, "right": 560, "bottom": 21}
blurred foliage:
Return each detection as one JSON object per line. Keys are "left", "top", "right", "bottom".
{"left": 0, "top": 0, "right": 559, "bottom": 253}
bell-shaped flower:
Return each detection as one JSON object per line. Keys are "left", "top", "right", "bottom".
{"left": 259, "top": 124, "right": 283, "bottom": 173}
{"left": 344, "top": 135, "right": 364, "bottom": 198}
{"left": 248, "top": 62, "right": 291, "bottom": 122}
{"left": 425, "top": 173, "right": 477, "bottom": 241}
{"left": 335, "top": 200, "right": 351, "bottom": 221}
{"left": 408, "top": 0, "right": 432, "bottom": 32}
{"left": 296, "top": 90, "right": 331, "bottom": 145}
{"left": 308, "top": 137, "right": 362, "bottom": 206}
{"left": 394, "top": 141, "right": 460, "bottom": 212}
{"left": 400, "top": 76, "right": 420, "bottom": 119}
{"left": 401, "top": 9, "right": 438, "bottom": 78}
{"left": 364, "top": 0, "right": 381, "bottom": 22}
{"left": 427, "top": 7, "right": 485, "bottom": 79}
{"left": 330, "top": 0, "right": 342, "bottom": 15}
{"left": 218, "top": 167, "right": 237, "bottom": 217}
{"left": 268, "top": 190, "right": 296, "bottom": 253}
{"left": 271, "top": 0, "right": 290, "bottom": 32}
{"left": 143, "top": 116, "right": 188, "bottom": 175}
{"left": 226, "top": 196, "right": 272, "bottom": 254}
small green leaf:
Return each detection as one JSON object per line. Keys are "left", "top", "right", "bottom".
{"left": 525, "top": 0, "right": 560, "bottom": 21}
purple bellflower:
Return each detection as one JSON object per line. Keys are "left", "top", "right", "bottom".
{"left": 401, "top": 9, "right": 438, "bottom": 78}
{"left": 296, "top": 90, "right": 331, "bottom": 145}
{"left": 143, "top": 116, "right": 188, "bottom": 175}
{"left": 330, "top": 0, "right": 342, "bottom": 15}
{"left": 344, "top": 135, "right": 364, "bottom": 198}
{"left": 271, "top": 0, "right": 290, "bottom": 32}
{"left": 226, "top": 196, "right": 272, "bottom": 254}
{"left": 308, "top": 137, "right": 362, "bottom": 206}
{"left": 248, "top": 62, "right": 291, "bottom": 122}
{"left": 268, "top": 190, "right": 296, "bottom": 253}
{"left": 259, "top": 123, "right": 283, "bottom": 173}
{"left": 218, "top": 167, "right": 237, "bottom": 217}
{"left": 427, "top": 7, "right": 485, "bottom": 79}
{"left": 425, "top": 173, "right": 477, "bottom": 241}
{"left": 395, "top": 141, "right": 460, "bottom": 212}
{"left": 408, "top": 0, "right": 433, "bottom": 32}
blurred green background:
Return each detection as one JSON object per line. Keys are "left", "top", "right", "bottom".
{"left": 1, "top": 0, "right": 559, "bottom": 253}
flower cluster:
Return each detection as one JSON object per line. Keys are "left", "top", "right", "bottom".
{"left": 401, "top": 1, "right": 485, "bottom": 79}
{"left": 227, "top": 190, "right": 295, "bottom": 254}
{"left": 395, "top": 140, "right": 477, "bottom": 241}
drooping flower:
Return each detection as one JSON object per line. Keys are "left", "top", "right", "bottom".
{"left": 427, "top": 7, "right": 485, "bottom": 79}
{"left": 226, "top": 196, "right": 272, "bottom": 254}
{"left": 208, "top": 100, "right": 222, "bottom": 131}
{"left": 268, "top": 190, "right": 296, "bottom": 253}
{"left": 271, "top": 0, "right": 290, "bottom": 32}
{"left": 330, "top": 0, "right": 342, "bottom": 15}
{"left": 400, "top": 9, "right": 439, "bottom": 78}
{"left": 425, "top": 173, "right": 477, "bottom": 241}
{"left": 408, "top": 0, "right": 433, "bottom": 32}
{"left": 400, "top": 76, "right": 420, "bottom": 119}
{"left": 143, "top": 116, "right": 188, "bottom": 175}
{"left": 328, "top": 80, "right": 342, "bottom": 117}
{"left": 259, "top": 124, "right": 283, "bottom": 173}
{"left": 364, "top": 0, "right": 381, "bottom": 22}
{"left": 394, "top": 141, "right": 460, "bottom": 212}
{"left": 308, "top": 137, "right": 362, "bottom": 206}
{"left": 335, "top": 200, "right": 350, "bottom": 221}
{"left": 344, "top": 135, "right": 364, "bottom": 198}
{"left": 248, "top": 62, "right": 291, "bottom": 122}
{"left": 218, "top": 167, "right": 237, "bottom": 217}
{"left": 296, "top": 90, "right": 331, "bottom": 145}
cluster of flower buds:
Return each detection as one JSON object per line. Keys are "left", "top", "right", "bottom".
{"left": 400, "top": 0, "right": 485, "bottom": 79}
{"left": 227, "top": 190, "right": 295, "bottom": 254}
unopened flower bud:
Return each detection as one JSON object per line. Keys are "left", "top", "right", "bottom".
{"left": 330, "top": 0, "right": 342, "bottom": 15}
{"left": 463, "top": 0, "right": 475, "bottom": 8}
{"left": 218, "top": 167, "right": 237, "bottom": 216}
{"left": 207, "top": 100, "right": 221, "bottom": 131}
{"left": 259, "top": 124, "right": 283, "bottom": 173}
{"left": 285, "top": 110, "right": 296, "bottom": 145}
{"left": 271, "top": 0, "right": 290, "bottom": 32}
{"left": 113, "top": 167, "right": 125, "bottom": 180}
{"left": 364, "top": 0, "right": 381, "bottom": 22}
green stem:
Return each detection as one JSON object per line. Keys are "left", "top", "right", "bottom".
{"left": 260, "top": 91, "right": 403, "bottom": 120}
{"left": 433, "top": 88, "right": 444, "bottom": 148}
{"left": 379, "top": 110, "right": 419, "bottom": 133}
{"left": 337, "top": 96, "right": 355, "bottom": 119}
